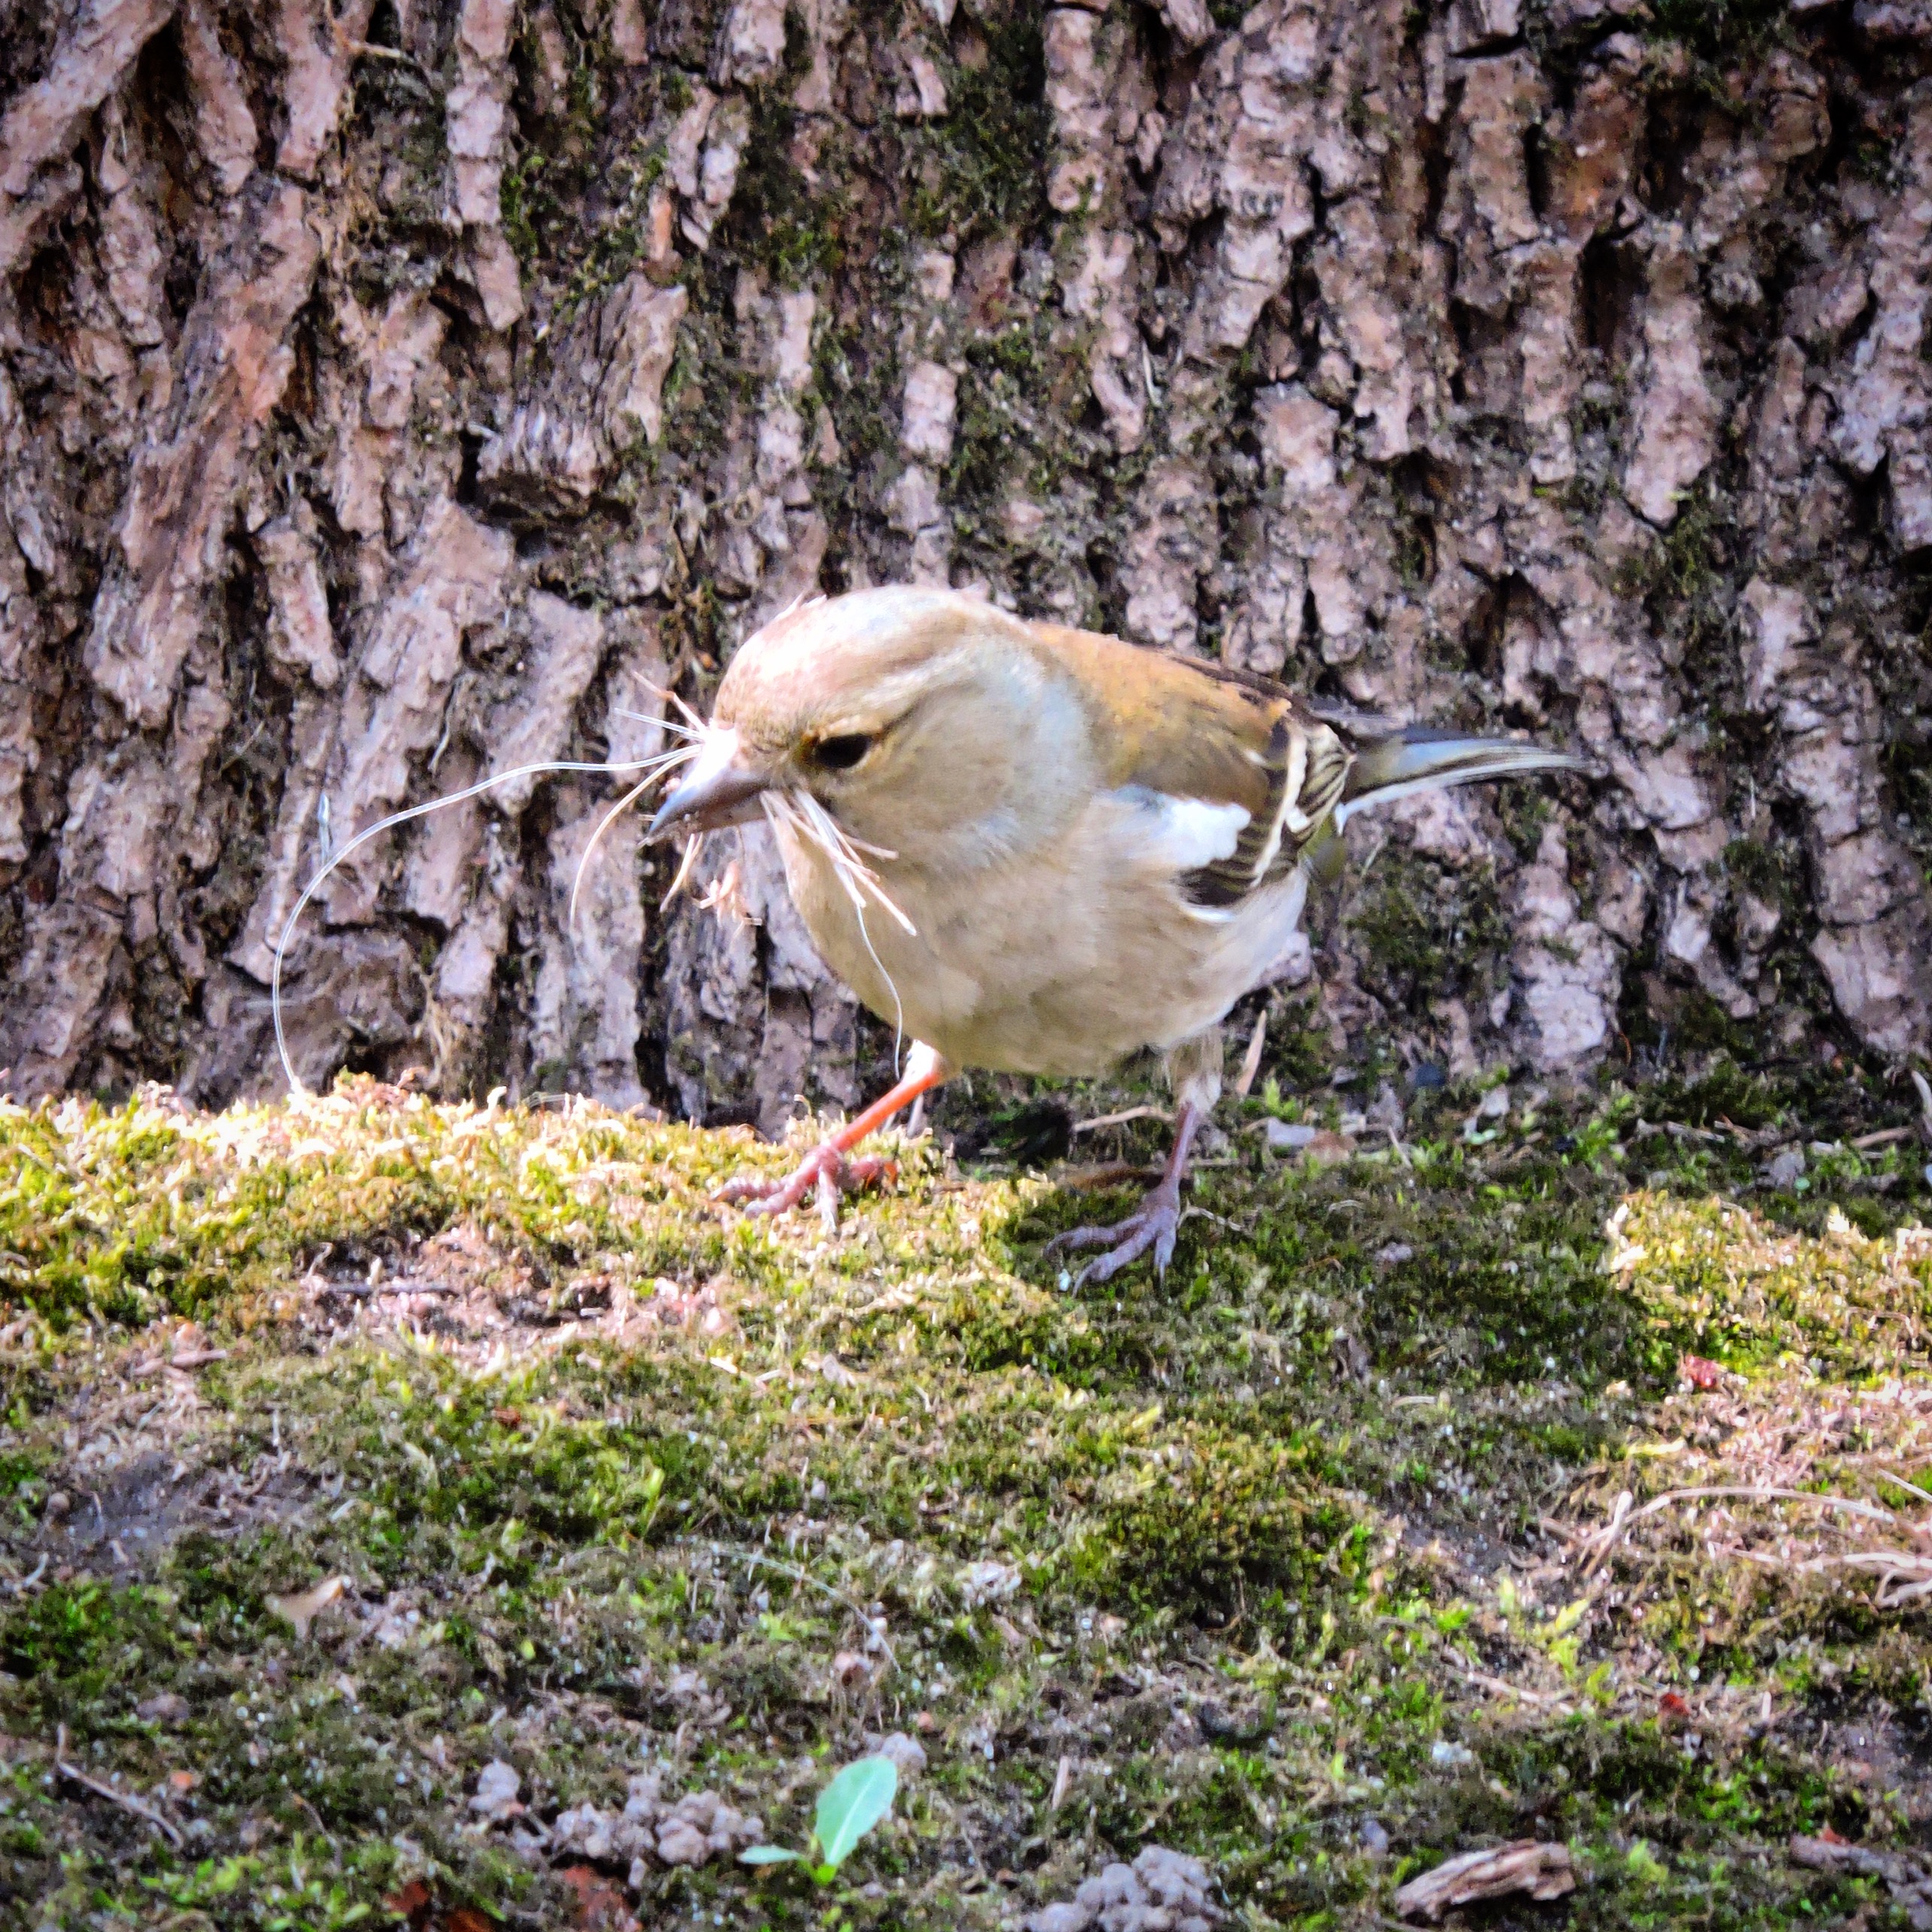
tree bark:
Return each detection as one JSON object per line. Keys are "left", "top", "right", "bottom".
{"left": 2, "top": 0, "right": 1928, "bottom": 1122}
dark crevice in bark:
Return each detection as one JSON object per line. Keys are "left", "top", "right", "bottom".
{"left": 1579, "top": 232, "right": 1643, "bottom": 366}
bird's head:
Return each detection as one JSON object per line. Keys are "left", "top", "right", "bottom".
{"left": 647, "top": 587, "right": 1088, "bottom": 869}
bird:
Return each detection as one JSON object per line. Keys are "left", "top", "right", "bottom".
{"left": 646, "top": 585, "right": 1584, "bottom": 1286}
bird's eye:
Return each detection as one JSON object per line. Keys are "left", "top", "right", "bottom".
{"left": 808, "top": 733, "right": 873, "bottom": 772}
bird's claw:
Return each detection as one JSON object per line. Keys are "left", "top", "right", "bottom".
{"left": 715, "top": 1143, "right": 898, "bottom": 1226}
{"left": 1047, "top": 1183, "right": 1183, "bottom": 1289}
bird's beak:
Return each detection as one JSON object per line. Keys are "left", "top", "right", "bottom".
{"left": 647, "top": 727, "right": 769, "bottom": 840}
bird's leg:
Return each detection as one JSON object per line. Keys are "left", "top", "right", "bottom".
{"left": 1046, "top": 1098, "right": 1207, "bottom": 1288}
{"left": 1047, "top": 1026, "right": 1223, "bottom": 1290}
{"left": 716, "top": 1041, "right": 949, "bottom": 1221}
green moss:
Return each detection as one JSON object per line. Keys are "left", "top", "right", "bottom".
{"left": 945, "top": 318, "right": 1050, "bottom": 507}
{"left": 497, "top": 5, "right": 607, "bottom": 277}
{"left": 905, "top": 19, "right": 1051, "bottom": 245}
{"left": 1618, "top": 486, "right": 1744, "bottom": 730}
{"left": 0, "top": 1448, "right": 49, "bottom": 1530}
{"left": 1495, "top": 782, "right": 1556, "bottom": 863}
{"left": 0, "top": 1087, "right": 723, "bottom": 1331}
{"left": 1, "top": 1578, "right": 184, "bottom": 1689}
{"left": 1723, "top": 836, "right": 1791, "bottom": 907}
{"left": 1391, "top": 506, "right": 1434, "bottom": 590}
{"left": 1637, "top": 1054, "right": 1785, "bottom": 1130}
{"left": 1344, "top": 850, "right": 1509, "bottom": 1018}
{"left": 1, "top": 1077, "right": 1929, "bottom": 1927}
{"left": 715, "top": 93, "right": 849, "bottom": 289}
{"left": 940, "top": 307, "right": 1106, "bottom": 545}
{"left": 1646, "top": 0, "right": 1788, "bottom": 56}
{"left": 1616, "top": 1190, "right": 1932, "bottom": 1378}
{"left": 499, "top": 145, "right": 551, "bottom": 268}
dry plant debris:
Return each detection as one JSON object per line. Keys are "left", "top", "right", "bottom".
{"left": 1791, "top": 1832, "right": 1932, "bottom": 1929}
{"left": 1390, "top": 1840, "right": 1576, "bottom": 1921}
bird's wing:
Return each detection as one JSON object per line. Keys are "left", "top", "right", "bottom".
{"left": 1167, "top": 664, "right": 1352, "bottom": 910}
{"left": 1025, "top": 626, "right": 1350, "bottom": 910}
{"left": 1023, "top": 624, "right": 1584, "bottom": 910}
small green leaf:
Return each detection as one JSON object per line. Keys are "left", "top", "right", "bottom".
{"left": 740, "top": 1846, "right": 803, "bottom": 1867}
{"left": 813, "top": 1756, "right": 898, "bottom": 1870}
{"left": 1626, "top": 1839, "right": 1669, "bottom": 1885}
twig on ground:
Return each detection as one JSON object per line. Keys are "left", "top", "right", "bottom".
{"left": 1232, "top": 1013, "right": 1268, "bottom": 1098}
{"left": 1055, "top": 1162, "right": 1164, "bottom": 1190}
{"left": 54, "top": 1725, "right": 183, "bottom": 1847}
{"left": 1734, "top": 1547, "right": 1932, "bottom": 1607}
{"left": 293, "top": 1791, "right": 336, "bottom": 1842}
{"left": 1877, "top": 1467, "right": 1932, "bottom": 1506}
{"left": 670, "top": 1538, "right": 895, "bottom": 1666}
{"left": 1580, "top": 1484, "right": 1893, "bottom": 1575}
{"left": 1072, "top": 1106, "right": 1172, "bottom": 1135}
{"left": 1627, "top": 1484, "right": 1893, "bottom": 1525}
{"left": 1446, "top": 1660, "right": 1573, "bottom": 1710}
{"left": 132, "top": 1349, "right": 229, "bottom": 1376}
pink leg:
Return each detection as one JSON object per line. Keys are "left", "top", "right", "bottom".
{"left": 1047, "top": 1101, "right": 1205, "bottom": 1289}
{"left": 717, "top": 1043, "right": 949, "bottom": 1220}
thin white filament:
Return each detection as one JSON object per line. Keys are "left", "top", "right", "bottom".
{"left": 610, "top": 673, "right": 707, "bottom": 738}
{"left": 788, "top": 791, "right": 916, "bottom": 934}
{"left": 694, "top": 851, "right": 750, "bottom": 922}
{"left": 272, "top": 746, "right": 695, "bottom": 1095}
{"left": 832, "top": 826, "right": 898, "bottom": 861}
{"left": 568, "top": 743, "right": 700, "bottom": 925}
{"left": 853, "top": 889, "right": 906, "bottom": 1071}
{"left": 610, "top": 707, "right": 702, "bottom": 738}
{"left": 761, "top": 790, "right": 913, "bottom": 1068}
{"left": 661, "top": 833, "right": 707, "bottom": 911}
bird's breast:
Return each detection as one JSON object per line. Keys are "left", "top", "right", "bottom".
{"left": 767, "top": 789, "right": 1305, "bottom": 1077}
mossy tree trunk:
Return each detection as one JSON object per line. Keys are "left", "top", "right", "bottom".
{"left": 2, "top": 0, "right": 1929, "bottom": 1122}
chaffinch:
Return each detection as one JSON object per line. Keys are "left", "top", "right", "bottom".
{"left": 275, "top": 580, "right": 1573, "bottom": 1277}
{"left": 647, "top": 586, "right": 1584, "bottom": 1285}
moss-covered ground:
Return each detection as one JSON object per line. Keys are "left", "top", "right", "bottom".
{"left": 1, "top": 1050, "right": 1930, "bottom": 1929}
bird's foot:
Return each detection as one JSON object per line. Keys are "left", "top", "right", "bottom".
{"left": 715, "top": 1143, "right": 898, "bottom": 1227}
{"left": 1046, "top": 1177, "right": 1183, "bottom": 1289}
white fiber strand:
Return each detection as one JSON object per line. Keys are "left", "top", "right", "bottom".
{"left": 273, "top": 744, "right": 697, "bottom": 1094}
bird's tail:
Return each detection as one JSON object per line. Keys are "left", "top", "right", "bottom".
{"left": 1333, "top": 728, "right": 1587, "bottom": 831}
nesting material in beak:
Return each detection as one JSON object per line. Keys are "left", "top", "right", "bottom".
{"left": 647, "top": 728, "right": 767, "bottom": 838}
